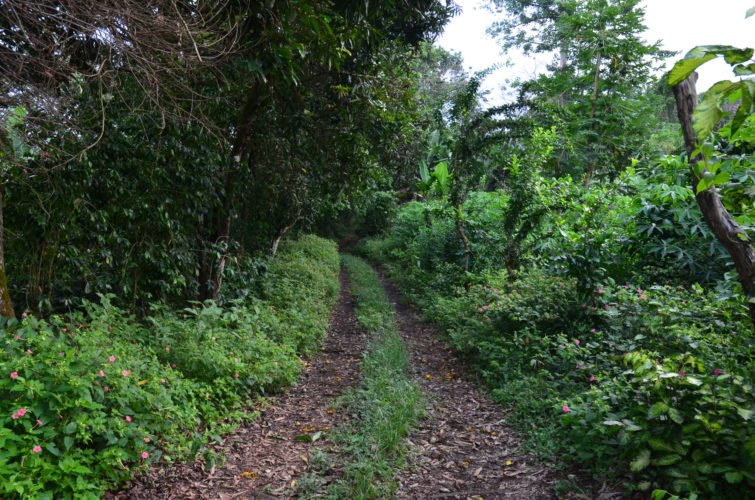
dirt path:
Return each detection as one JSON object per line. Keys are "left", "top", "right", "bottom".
{"left": 379, "top": 273, "right": 563, "bottom": 500}
{"left": 111, "top": 271, "right": 366, "bottom": 499}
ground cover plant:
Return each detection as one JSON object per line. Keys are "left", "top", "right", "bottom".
{"left": 325, "top": 255, "right": 424, "bottom": 499}
{"left": 0, "top": 235, "right": 339, "bottom": 499}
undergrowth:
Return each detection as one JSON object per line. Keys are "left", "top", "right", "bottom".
{"left": 0, "top": 235, "right": 340, "bottom": 499}
{"left": 323, "top": 255, "right": 424, "bottom": 499}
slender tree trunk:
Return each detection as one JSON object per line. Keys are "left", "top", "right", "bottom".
{"left": 271, "top": 217, "right": 299, "bottom": 256}
{"left": 673, "top": 73, "right": 755, "bottom": 325}
{"left": 0, "top": 182, "right": 14, "bottom": 317}
{"left": 454, "top": 202, "right": 472, "bottom": 272}
{"left": 208, "top": 168, "right": 234, "bottom": 301}
{"left": 583, "top": 51, "right": 603, "bottom": 188}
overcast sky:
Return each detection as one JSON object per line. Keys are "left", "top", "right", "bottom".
{"left": 437, "top": 0, "right": 754, "bottom": 104}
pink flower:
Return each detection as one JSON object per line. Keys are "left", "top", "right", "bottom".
{"left": 12, "top": 412, "right": 19, "bottom": 419}
{"left": 637, "top": 289, "right": 643, "bottom": 293}
{"left": 234, "top": 357, "right": 239, "bottom": 363}
{"left": 104, "top": 386, "right": 110, "bottom": 391}
{"left": 581, "top": 303, "right": 586, "bottom": 307}
{"left": 58, "top": 352, "right": 63, "bottom": 357}
{"left": 14, "top": 335, "right": 21, "bottom": 340}
{"left": 235, "top": 373, "right": 240, "bottom": 378}
{"left": 33, "top": 445, "right": 42, "bottom": 453}
{"left": 165, "top": 347, "right": 170, "bottom": 351}
{"left": 122, "top": 370, "right": 129, "bottom": 377}
{"left": 99, "top": 370, "right": 105, "bottom": 377}
{"left": 17, "top": 408, "right": 26, "bottom": 417}
{"left": 640, "top": 295, "right": 646, "bottom": 299}
{"left": 562, "top": 405, "right": 570, "bottom": 412}
{"left": 678, "top": 371, "right": 685, "bottom": 377}
{"left": 144, "top": 437, "right": 150, "bottom": 443}
{"left": 590, "top": 329, "right": 596, "bottom": 333}
{"left": 590, "top": 306, "right": 596, "bottom": 311}
{"left": 575, "top": 340, "right": 580, "bottom": 345}
{"left": 125, "top": 416, "right": 131, "bottom": 422}
{"left": 624, "top": 285, "right": 629, "bottom": 289}
{"left": 36, "top": 419, "right": 43, "bottom": 426}
{"left": 171, "top": 364, "right": 176, "bottom": 368}
{"left": 109, "top": 355, "right": 115, "bottom": 362}
{"left": 212, "top": 337, "right": 216, "bottom": 341}
{"left": 589, "top": 376, "right": 596, "bottom": 382}
{"left": 141, "top": 452, "right": 148, "bottom": 459}
{"left": 10, "top": 372, "right": 18, "bottom": 379}
{"left": 22, "top": 312, "right": 27, "bottom": 318}
{"left": 598, "top": 289, "right": 604, "bottom": 294}
{"left": 161, "top": 378, "right": 166, "bottom": 383}
{"left": 26, "top": 349, "right": 32, "bottom": 354}
{"left": 714, "top": 369, "right": 721, "bottom": 375}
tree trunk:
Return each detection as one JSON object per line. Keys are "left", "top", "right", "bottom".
{"left": 271, "top": 217, "right": 298, "bottom": 256}
{"left": 208, "top": 168, "right": 234, "bottom": 301}
{"left": 455, "top": 209, "right": 472, "bottom": 272}
{"left": 583, "top": 51, "right": 602, "bottom": 188}
{"left": 0, "top": 182, "right": 14, "bottom": 318}
{"left": 672, "top": 73, "right": 755, "bottom": 325}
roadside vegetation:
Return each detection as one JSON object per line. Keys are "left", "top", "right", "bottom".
{"left": 0, "top": 236, "right": 339, "bottom": 499}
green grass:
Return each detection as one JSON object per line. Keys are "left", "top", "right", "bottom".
{"left": 325, "top": 255, "right": 424, "bottom": 499}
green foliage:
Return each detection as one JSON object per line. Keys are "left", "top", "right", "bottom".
{"left": 330, "top": 255, "right": 424, "bottom": 499}
{"left": 0, "top": 235, "right": 339, "bottom": 499}
{"left": 369, "top": 184, "right": 754, "bottom": 496}
{"left": 668, "top": 42, "right": 755, "bottom": 138}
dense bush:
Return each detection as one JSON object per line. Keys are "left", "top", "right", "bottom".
{"left": 0, "top": 235, "right": 339, "bottom": 499}
{"left": 358, "top": 184, "right": 755, "bottom": 498}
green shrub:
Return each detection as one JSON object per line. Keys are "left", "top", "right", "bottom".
{"left": 0, "top": 234, "right": 340, "bottom": 499}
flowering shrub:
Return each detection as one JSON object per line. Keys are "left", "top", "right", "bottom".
{"left": 0, "top": 235, "right": 339, "bottom": 498}
{"left": 363, "top": 217, "right": 754, "bottom": 497}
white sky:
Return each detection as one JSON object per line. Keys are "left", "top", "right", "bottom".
{"left": 437, "top": 0, "right": 754, "bottom": 105}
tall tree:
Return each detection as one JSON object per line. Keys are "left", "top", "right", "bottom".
{"left": 490, "top": 0, "right": 669, "bottom": 182}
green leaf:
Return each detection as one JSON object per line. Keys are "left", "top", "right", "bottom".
{"left": 602, "top": 420, "right": 624, "bottom": 426}
{"left": 668, "top": 407, "right": 684, "bottom": 424}
{"left": 63, "top": 436, "right": 74, "bottom": 451}
{"left": 649, "top": 401, "right": 669, "bottom": 417}
{"left": 649, "top": 438, "right": 677, "bottom": 453}
{"left": 668, "top": 52, "right": 716, "bottom": 86}
{"left": 734, "top": 62, "right": 755, "bottom": 76}
{"left": 737, "top": 407, "right": 754, "bottom": 420}
{"left": 45, "top": 443, "right": 61, "bottom": 456}
{"left": 725, "top": 471, "right": 744, "bottom": 484}
{"left": 653, "top": 454, "right": 682, "bottom": 466}
{"left": 631, "top": 449, "right": 651, "bottom": 472}
{"left": 419, "top": 159, "right": 430, "bottom": 184}
{"left": 64, "top": 422, "right": 77, "bottom": 435}
{"left": 748, "top": 6, "right": 755, "bottom": 18}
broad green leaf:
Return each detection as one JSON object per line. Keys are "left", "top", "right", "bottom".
{"left": 649, "top": 438, "right": 677, "bottom": 453}
{"left": 725, "top": 471, "right": 744, "bottom": 484}
{"left": 734, "top": 62, "right": 755, "bottom": 76}
{"left": 649, "top": 401, "right": 669, "bottom": 417}
{"left": 668, "top": 52, "right": 716, "bottom": 86}
{"left": 723, "top": 47, "right": 754, "bottom": 64}
{"left": 737, "top": 407, "right": 754, "bottom": 420}
{"left": 693, "top": 84, "right": 730, "bottom": 138}
{"left": 631, "top": 449, "right": 651, "bottom": 472}
{"left": 419, "top": 159, "right": 430, "bottom": 184}
{"left": 653, "top": 454, "right": 682, "bottom": 466}
{"left": 602, "top": 420, "right": 624, "bottom": 426}
{"left": 668, "top": 407, "right": 684, "bottom": 424}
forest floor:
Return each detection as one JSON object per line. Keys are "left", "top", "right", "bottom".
{"left": 110, "top": 262, "right": 623, "bottom": 499}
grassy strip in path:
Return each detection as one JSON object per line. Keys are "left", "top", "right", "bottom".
{"left": 329, "top": 255, "right": 424, "bottom": 499}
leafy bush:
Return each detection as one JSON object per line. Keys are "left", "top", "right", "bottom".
{"left": 0, "top": 235, "right": 339, "bottom": 499}
{"left": 368, "top": 199, "right": 754, "bottom": 496}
